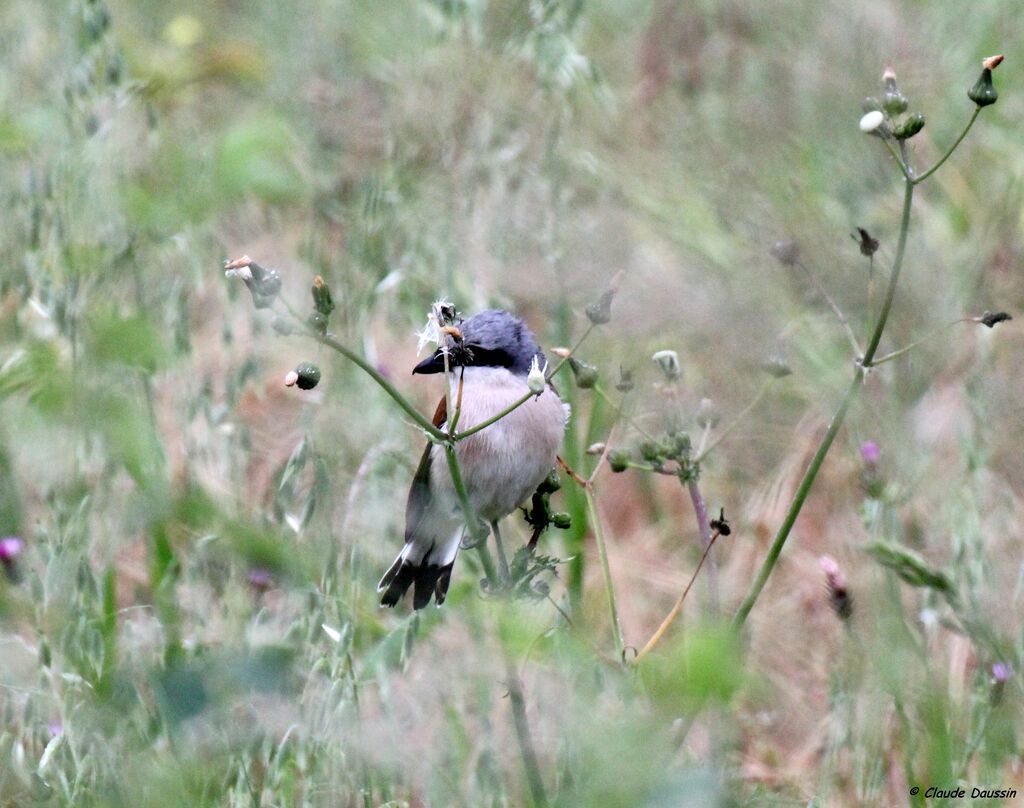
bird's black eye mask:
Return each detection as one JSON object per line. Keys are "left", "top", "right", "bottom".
{"left": 411, "top": 343, "right": 516, "bottom": 374}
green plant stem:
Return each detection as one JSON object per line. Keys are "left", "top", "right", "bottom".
{"left": 868, "top": 318, "right": 971, "bottom": 366}
{"left": 492, "top": 519, "right": 511, "bottom": 584}
{"left": 278, "top": 297, "right": 447, "bottom": 442}
{"left": 797, "top": 261, "right": 862, "bottom": 355}
{"left": 913, "top": 108, "right": 981, "bottom": 185}
{"left": 882, "top": 137, "right": 912, "bottom": 181}
{"left": 318, "top": 331, "right": 446, "bottom": 440}
{"left": 733, "top": 177, "right": 916, "bottom": 629}
{"left": 584, "top": 486, "right": 625, "bottom": 660}
{"left": 862, "top": 178, "right": 915, "bottom": 364}
{"left": 453, "top": 324, "right": 593, "bottom": 442}
{"left": 499, "top": 624, "right": 549, "bottom": 808}
{"left": 442, "top": 442, "right": 497, "bottom": 585}
{"left": 693, "top": 378, "right": 773, "bottom": 465}
{"left": 593, "top": 383, "right": 656, "bottom": 440}
{"left": 731, "top": 372, "right": 861, "bottom": 628}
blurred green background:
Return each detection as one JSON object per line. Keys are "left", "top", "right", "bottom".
{"left": 1, "top": 1, "right": 1022, "bottom": 805}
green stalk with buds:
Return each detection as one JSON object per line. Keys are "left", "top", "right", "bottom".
{"left": 731, "top": 57, "right": 1007, "bottom": 629}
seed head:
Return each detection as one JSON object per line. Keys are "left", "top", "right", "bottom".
{"left": 851, "top": 227, "right": 880, "bottom": 257}
{"left": 651, "top": 350, "right": 681, "bottom": 382}
{"left": 978, "top": 311, "right": 1012, "bottom": 329}
{"left": 695, "top": 397, "right": 720, "bottom": 429}
{"left": 527, "top": 356, "right": 548, "bottom": 395}
{"left": 224, "top": 256, "right": 281, "bottom": 309}
{"left": 770, "top": 239, "right": 800, "bottom": 267}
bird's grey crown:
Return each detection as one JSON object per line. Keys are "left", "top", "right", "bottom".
{"left": 411, "top": 308, "right": 545, "bottom": 376}
{"left": 458, "top": 309, "right": 543, "bottom": 375}
{"left": 460, "top": 309, "right": 544, "bottom": 374}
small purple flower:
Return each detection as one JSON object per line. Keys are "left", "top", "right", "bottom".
{"left": 860, "top": 441, "right": 881, "bottom": 466}
{"left": 247, "top": 568, "right": 273, "bottom": 593}
{"left": 0, "top": 537, "right": 22, "bottom": 563}
{"left": 48, "top": 722, "right": 64, "bottom": 738}
{"left": 992, "top": 662, "right": 1013, "bottom": 683}
{"left": 820, "top": 555, "right": 853, "bottom": 620}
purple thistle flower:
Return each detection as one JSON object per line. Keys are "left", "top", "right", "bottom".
{"left": 860, "top": 441, "right": 881, "bottom": 466}
{"left": 0, "top": 537, "right": 22, "bottom": 562}
{"left": 247, "top": 568, "right": 273, "bottom": 593}
{"left": 0, "top": 537, "right": 23, "bottom": 583}
{"left": 992, "top": 662, "right": 1012, "bottom": 683}
{"left": 820, "top": 555, "right": 853, "bottom": 620}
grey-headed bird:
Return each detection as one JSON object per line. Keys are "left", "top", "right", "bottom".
{"left": 378, "top": 309, "right": 568, "bottom": 609}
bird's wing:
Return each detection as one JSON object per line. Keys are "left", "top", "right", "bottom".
{"left": 404, "top": 396, "right": 447, "bottom": 541}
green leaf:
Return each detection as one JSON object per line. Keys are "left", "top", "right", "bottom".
{"left": 89, "top": 312, "right": 167, "bottom": 372}
{"left": 641, "top": 624, "right": 745, "bottom": 711}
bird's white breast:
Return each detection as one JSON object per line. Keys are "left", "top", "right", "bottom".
{"left": 435, "top": 367, "right": 568, "bottom": 522}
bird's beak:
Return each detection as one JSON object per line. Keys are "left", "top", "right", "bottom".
{"left": 412, "top": 349, "right": 446, "bottom": 375}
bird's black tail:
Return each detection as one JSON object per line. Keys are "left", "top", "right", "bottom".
{"left": 378, "top": 550, "right": 455, "bottom": 609}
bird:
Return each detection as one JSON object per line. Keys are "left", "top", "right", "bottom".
{"left": 377, "top": 309, "right": 569, "bottom": 609}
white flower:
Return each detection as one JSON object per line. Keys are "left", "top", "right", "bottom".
{"left": 224, "top": 265, "right": 253, "bottom": 281}
{"left": 527, "top": 355, "right": 548, "bottom": 394}
{"left": 859, "top": 110, "right": 885, "bottom": 133}
{"left": 415, "top": 299, "right": 454, "bottom": 355}
{"left": 651, "top": 349, "right": 681, "bottom": 381}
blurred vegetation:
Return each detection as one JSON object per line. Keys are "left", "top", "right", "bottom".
{"left": 1, "top": 0, "right": 1022, "bottom": 805}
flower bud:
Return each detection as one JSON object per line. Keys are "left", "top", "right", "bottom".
{"left": 615, "top": 366, "right": 635, "bottom": 393}
{"left": 695, "top": 397, "right": 720, "bottom": 429}
{"left": 883, "top": 89, "right": 908, "bottom": 116}
{"left": 271, "top": 315, "right": 294, "bottom": 336}
{"left": 287, "top": 362, "right": 321, "bottom": 390}
{"left": 968, "top": 55, "right": 1003, "bottom": 108}
{"left": 307, "top": 311, "right": 328, "bottom": 334}
{"left": 527, "top": 356, "right": 548, "bottom": 395}
{"left": 569, "top": 358, "right": 598, "bottom": 389}
{"left": 820, "top": 555, "right": 853, "bottom": 620}
{"left": 551, "top": 512, "right": 572, "bottom": 530}
{"left": 859, "top": 110, "right": 885, "bottom": 134}
{"left": 862, "top": 96, "right": 882, "bottom": 113}
{"left": 585, "top": 288, "right": 616, "bottom": 325}
{"left": 586, "top": 442, "right": 607, "bottom": 455}
{"left": 537, "top": 470, "right": 561, "bottom": 494}
{"left": 247, "top": 568, "right": 273, "bottom": 594}
{"left": 0, "top": 537, "right": 22, "bottom": 563}
{"left": 0, "top": 536, "right": 22, "bottom": 582}
{"left": 860, "top": 440, "right": 881, "bottom": 466}
{"left": 312, "top": 276, "right": 335, "bottom": 317}
{"left": 224, "top": 257, "right": 282, "bottom": 309}
{"left": 770, "top": 239, "right": 800, "bottom": 267}
{"left": 991, "top": 662, "right": 1012, "bottom": 705}
{"left": 761, "top": 356, "right": 792, "bottom": 378}
{"left": 607, "top": 450, "right": 631, "bottom": 473}
{"left": 651, "top": 350, "right": 681, "bottom": 381}
{"left": 639, "top": 440, "right": 666, "bottom": 463}
{"left": 893, "top": 112, "right": 925, "bottom": 140}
